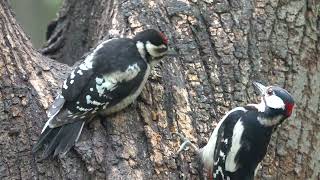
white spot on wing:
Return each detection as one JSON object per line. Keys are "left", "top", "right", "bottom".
{"left": 76, "top": 106, "right": 93, "bottom": 112}
{"left": 70, "top": 80, "right": 74, "bottom": 84}
{"left": 79, "top": 63, "right": 90, "bottom": 70}
{"left": 96, "top": 80, "right": 114, "bottom": 96}
{"left": 102, "top": 103, "right": 109, "bottom": 109}
{"left": 63, "top": 80, "right": 68, "bottom": 89}
{"left": 95, "top": 63, "right": 141, "bottom": 97}
{"left": 86, "top": 95, "right": 103, "bottom": 106}
{"left": 90, "top": 88, "right": 93, "bottom": 91}
{"left": 85, "top": 95, "right": 92, "bottom": 104}
{"left": 220, "top": 150, "right": 226, "bottom": 160}
{"left": 96, "top": 77, "right": 103, "bottom": 84}
{"left": 225, "top": 120, "right": 244, "bottom": 172}
{"left": 79, "top": 39, "right": 116, "bottom": 71}
{"left": 70, "top": 70, "right": 76, "bottom": 79}
{"left": 77, "top": 70, "right": 83, "bottom": 75}
{"left": 124, "top": 63, "right": 141, "bottom": 81}
{"left": 79, "top": 54, "right": 93, "bottom": 71}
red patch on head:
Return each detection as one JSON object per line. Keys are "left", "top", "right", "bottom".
{"left": 159, "top": 32, "right": 168, "bottom": 45}
{"left": 285, "top": 103, "right": 294, "bottom": 117}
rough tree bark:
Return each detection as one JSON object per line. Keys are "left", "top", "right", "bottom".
{"left": 0, "top": 0, "right": 319, "bottom": 179}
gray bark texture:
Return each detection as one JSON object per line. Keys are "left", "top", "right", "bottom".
{"left": 0, "top": 0, "right": 319, "bottom": 179}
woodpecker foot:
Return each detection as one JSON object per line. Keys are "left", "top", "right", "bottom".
{"left": 173, "top": 132, "right": 199, "bottom": 154}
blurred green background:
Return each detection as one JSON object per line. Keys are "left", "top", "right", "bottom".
{"left": 10, "top": 0, "right": 62, "bottom": 48}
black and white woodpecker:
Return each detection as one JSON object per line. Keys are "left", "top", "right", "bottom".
{"left": 175, "top": 81, "right": 295, "bottom": 180}
{"left": 33, "top": 29, "right": 173, "bottom": 158}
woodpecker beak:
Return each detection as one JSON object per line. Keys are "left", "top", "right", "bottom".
{"left": 253, "top": 81, "right": 267, "bottom": 95}
{"left": 166, "top": 48, "right": 178, "bottom": 57}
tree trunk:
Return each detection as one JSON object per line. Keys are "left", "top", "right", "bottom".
{"left": 1, "top": 0, "right": 319, "bottom": 179}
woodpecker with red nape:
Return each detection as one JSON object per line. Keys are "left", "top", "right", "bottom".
{"left": 33, "top": 29, "right": 174, "bottom": 159}
{"left": 175, "top": 81, "right": 294, "bottom": 180}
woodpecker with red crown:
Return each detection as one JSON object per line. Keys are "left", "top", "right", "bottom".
{"left": 175, "top": 81, "right": 295, "bottom": 180}
{"left": 33, "top": 29, "right": 173, "bottom": 159}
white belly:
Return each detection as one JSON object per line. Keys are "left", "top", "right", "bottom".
{"left": 101, "top": 64, "right": 151, "bottom": 115}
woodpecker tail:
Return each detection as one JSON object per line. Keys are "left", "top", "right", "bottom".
{"left": 32, "top": 120, "right": 85, "bottom": 159}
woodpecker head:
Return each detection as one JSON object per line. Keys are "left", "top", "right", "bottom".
{"left": 253, "top": 81, "right": 295, "bottom": 119}
{"left": 133, "top": 29, "right": 170, "bottom": 62}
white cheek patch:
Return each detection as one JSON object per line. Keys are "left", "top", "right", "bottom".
{"left": 145, "top": 41, "right": 167, "bottom": 58}
{"left": 265, "top": 95, "right": 285, "bottom": 109}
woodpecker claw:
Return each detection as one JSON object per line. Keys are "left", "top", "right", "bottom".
{"left": 176, "top": 137, "right": 191, "bottom": 153}
{"left": 173, "top": 132, "right": 199, "bottom": 154}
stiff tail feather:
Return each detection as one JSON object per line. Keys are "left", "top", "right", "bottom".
{"left": 32, "top": 120, "right": 85, "bottom": 159}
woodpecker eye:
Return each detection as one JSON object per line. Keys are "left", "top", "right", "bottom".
{"left": 267, "top": 88, "right": 273, "bottom": 95}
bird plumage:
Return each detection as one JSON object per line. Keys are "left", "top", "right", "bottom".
{"left": 203, "top": 107, "right": 274, "bottom": 179}
{"left": 175, "top": 82, "right": 294, "bottom": 180}
{"left": 33, "top": 29, "right": 170, "bottom": 159}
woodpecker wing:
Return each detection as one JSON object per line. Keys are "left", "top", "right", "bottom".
{"left": 61, "top": 39, "right": 120, "bottom": 102}
{"left": 210, "top": 108, "right": 245, "bottom": 179}
{"left": 227, "top": 109, "right": 273, "bottom": 179}
{"left": 42, "top": 94, "right": 66, "bottom": 133}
